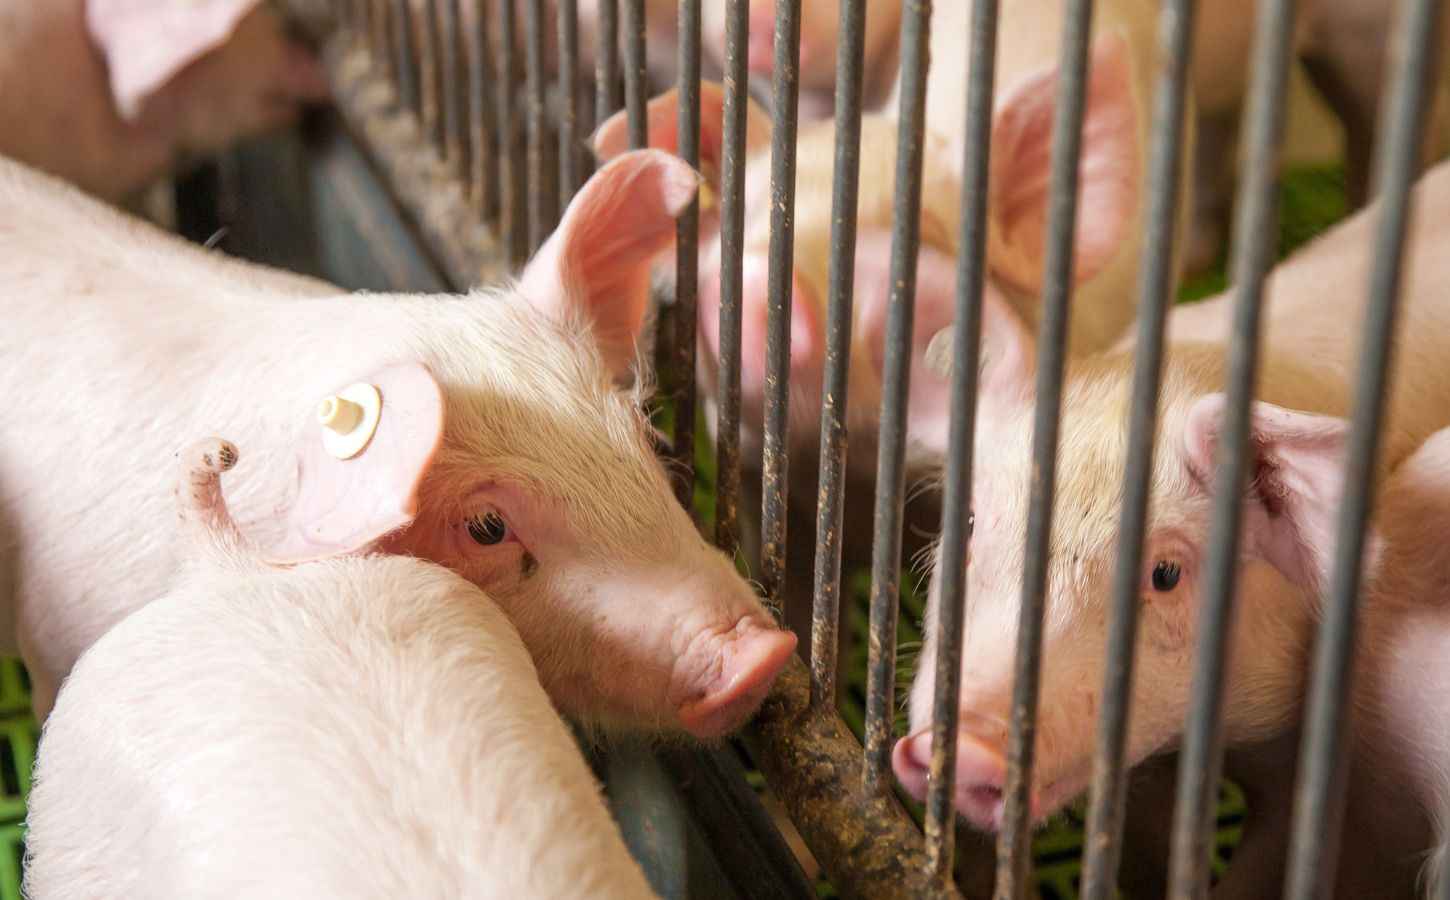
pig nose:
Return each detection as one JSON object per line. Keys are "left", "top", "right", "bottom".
{"left": 747, "top": 1, "right": 777, "bottom": 74}
{"left": 892, "top": 717, "right": 1037, "bottom": 832}
{"left": 677, "top": 626, "right": 796, "bottom": 738}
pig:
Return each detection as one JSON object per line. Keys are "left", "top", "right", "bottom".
{"left": 0, "top": 0, "right": 329, "bottom": 205}
{"left": 22, "top": 437, "right": 658, "bottom": 900}
{"left": 0, "top": 147, "right": 794, "bottom": 733}
{"left": 891, "top": 156, "right": 1450, "bottom": 896}
{"left": 593, "top": 8, "right": 1158, "bottom": 656}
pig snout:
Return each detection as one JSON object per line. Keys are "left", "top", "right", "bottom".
{"left": 698, "top": 252, "right": 820, "bottom": 396}
{"left": 677, "top": 617, "right": 797, "bottom": 738}
{"left": 893, "top": 709, "right": 1035, "bottom": 833}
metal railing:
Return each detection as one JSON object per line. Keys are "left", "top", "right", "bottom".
{"left": 297, "top": 0, "right": 1446, "bottom": 896}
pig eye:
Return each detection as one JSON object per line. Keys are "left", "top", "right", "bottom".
{"left": 466, "top": 512, "right": 509, "bottom": 545}
{"left": 1150, "top": 560, "right": 1182, "bottom": 592}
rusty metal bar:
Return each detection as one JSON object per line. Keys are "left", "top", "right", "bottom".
{"left": 996, "top": 0, "right": 1096, "bottom": 894}
{"left": 1166, "top": 0, "right": 1300, "bottom": 894}
{"left": 743, "top": 657, "right": 963, "bottom": 899}
{"left": 594, "top": 0, "right": 621, "bottom": 128}
{"left": 438, "top": 0, "right": 464, "bottom": 177}
{"left": 758, "top": 0, "right": 802, "bottom": 612}
{"left": 558, "top": 0, "right": 582, "bottom": 205}
{"left": 862, "top": 0, "right": 930, "bottom": 793}
{"left": 1284, "top": 0, "right": 1444, "bottom": 895}
{"left": 525, "top": 0, "right": 550, "bottom": 252}
{"left": 467, "top": 0, "right": 498, "bottom": 220}
{"left": 922, "top": 0, "right": 999, "bottom": 883}
{"left": 1078, "top": 0, "right": 1196, "bottom": 896}
{"left": 390, "top": 0, "right": 419, "bottom": 114}
{"left": 497, "top": 0, "right": 526, "bottom": 268}
{"left": 671, "top": 0, "right": 703, "bottom": 509}
{"left": 713, "top": 0, "right": 749, "bottom": 551}
{"left": 417, "top": 0, "right": 443, "bottom": 149}
{"left": 622, "top": 0, "right": 648, "bottom": 149}
{"left": 809, "top": 0, "right": 866, "bottom": 714}
{"left": 371, "top": 0, "right": 391, "bottom": 78}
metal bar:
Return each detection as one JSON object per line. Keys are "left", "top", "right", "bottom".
{"left": 1284, "top": 0, "right": 1443, "bottom": 895}
{"left": 671, "top": 0, "right": 702, "bottom": 509}
{"left": 594, "top": 0, "right": 621, "bottom": 129}
{"left": 996, "top": 0, "right": 1096, "bottom": 894}
{"left": 809, "top": 0, "right": 866, "bottom": 714}
{"left": 622, "top": 0, "right": 648, "bottom": 149}
{"left": 371, "top": 0, "right": 390, "bottom": 79}
{"left": 921, "top": 0, "right": 999, "bottom": 883}
{"left": 1078, "top": 1, "right": 1197, "bottom": 897}
{"left": 743, "top": 657, "right": 963, "bottom": 899}
{"left": 558, "top": 0, "right": 582, "bottom": 205}
{"left": 467, "top": 0, "right": 498, "bottom": 221}
{"left": 391, "top": 0, "right": 419, "bottom": 115}
{"left": 525, "top": 0, "right": 549, "bottom": 252}
{"left": 497, "top": 0, "right": 525, "bottom": 267}
{"left": 418, "top": 0, "right": 443, "bottom": 149}
{"left": 713, "top": 0, "right": 749, "bottom": 551}
{"left": 439, "top": 0, "right": 464, "bottom": 177}
{"left": 1165, "top": 0, "right": 1300, "bottom": 894}
{"left": 862, "top": 0, "right": 930, "bottom": 790}
{"left": 758, "top": 0, "right": 802, "bottom": 611}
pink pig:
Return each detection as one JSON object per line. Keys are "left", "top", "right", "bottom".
{"left": 0, "top": 148, "right": 794, "bottom": 734}
{"left": 0, "top": 0, "right": 329, "bottom": 205}
{"left": 893, "top": 160, "right": 1450, "bottom": 895}
{"left": 22, "top": 438, "right": 659, "bottom": 900}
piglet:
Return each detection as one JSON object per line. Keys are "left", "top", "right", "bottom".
{"left": 894, "top": 159, "right": 1450, "bottom": 895}
{"left": 0, "top": 148, "right": 793, "bottom": 734}
{"left": 22, "top": 438, "right": 659, "bottom": 900}
{"left": 0, "top": 0, "right": 328, "bottom": 204}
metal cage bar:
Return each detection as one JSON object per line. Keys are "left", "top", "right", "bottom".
{"left": 671, "top": 0, "right": 703, "bottom": 509}
{"left": 557, "top": 0, "right": 582, "bottom": 204}
{"left": 1078, "top": 1, "right": 1197, "bottom": 896}
{"left": 439, "top": 0, "right": 465, "bottom": 178}
{"left": 391, "top": 0, "right": 420, "bottom": 115}
{"left": 467, "top": 0, "right": 499, "bottom": 221}
{"left": 525, "top": 0, "right": 551, "bottom": 252}
{"left": 997, "top": 0, "right": 1097, "bottom": 894}
{"left": 622, "top": 0, "right": 649, "bottom": 149}
{"left": 1284, "top": 0, "right": 1445, "bottom": 895}
{"left": 418, "top": 0, "right": 443, "bottom": 149}
{"left": 1166, "top": 0, "right": 1301, "bottom": 895}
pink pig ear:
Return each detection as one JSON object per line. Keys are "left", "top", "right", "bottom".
{"left": 518, "top": 149, "right": 701, "bottom": 379}
{"left": 264, "top": 364, "right": 445, "bottom": 565}
{"left": 987, "top": 28, "right": 1140, "bottom": 296}
{"left": 850, "top": 230, "right": 1037, "bottom": 454}
{"left": 1183, "top": 395, "right": 1358, "bottom": 592}
{"left": 592, "top": 81, "right": 773, "bottom": 189}
{"left": 86, "top": 0, "right": 263, "bottom": 118}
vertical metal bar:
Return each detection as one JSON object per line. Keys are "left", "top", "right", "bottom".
{"left": 672, "top": 0, "right": 703, "bottom": 509}
{"left": 1165, "top": 0, "right": 1300, "bottom": 895}
{"left": 594, "top": 0, "right": 621, "bottom": 128}
{"left": 922, "top": 0, "right": 999, "bottom": 883}
{"left": 439, "top": 0, "right": 464, "bottom": 177}
{"left": 371, "top": 0, "right": 391, "bottom": 78}
{"left": 758, "top": 0, "right": 802, "bottom": 610}
{"left": 468, "top": 0, "right": 498, "bottom": 221}
{"left": 1285, "top": 0, "right": 1443, "bottom": 895}
{"left": 809, "top": 0, "right": 866, "bottom": 714}
{"left": 622, "top": 0, "right": 649, "bottom": 149}
{"left": 1078, "top": 1, "right": 1197, "bottom": 897}
{"left": 713, "top": 0, "right": 749, "bottom": 551}
{"left": 861, "top": 0, "right": 930, "bottom": 787}
{"left": 996, "top": 0, "right": 1096, "bottom": 894}
{"left": 418, "top": 0, "right": 443, "bottom": 149}
{"left": 498, "top": 0, "right": 526, "bottom": 267}
{"left": 525, "top": 0, "right": 549, "bottom": 252}
{"left": 391, "top": 0, "right": 420, "bottom": 115}
{"left": 558, "top": 0, "right": 582, "bottom": 205}
{"left": 353, "top": 0, "right": 370, "bottom": 46}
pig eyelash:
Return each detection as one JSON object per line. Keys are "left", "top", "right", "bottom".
{"left": 464, "top": 511, "right": 511, "bottom": 546}
{"left": 1149, "top": 558, "right": 1183, "bottom": 593}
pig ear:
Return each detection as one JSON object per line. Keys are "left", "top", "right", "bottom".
{"left": 1182, "top": 395, "right": 1355, "bottom": 591}
{"left": 987, "top": 29, "right": 1139, "bottom": 296}
{"left": 517, "top": 149, "right": 700, "bottom": 378}
{"left": 591, "top": 81, "right": 773, "bottom": 188}
{"left": 265, "top": 364, "right": 446, "bottom": 565}
{"left": 850, "top": 231, "right": 1037, "bottom": 453}
{"left": 87, "top": 0, "right": 262, "bottom": 119}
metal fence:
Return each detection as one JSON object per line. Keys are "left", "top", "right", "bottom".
{"left": 292, "top": 0, "right": 1445, "bottom": 896}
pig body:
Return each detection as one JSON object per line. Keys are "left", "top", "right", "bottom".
{"left": 895, "top": 159, "right": 1450, "bottom": 896}
{"left": 23, "top": 440, "right": 658, "bottom": 900}
{"left": 0, "top": 150, "right": 793, "bottom": 732}
{"left": 0, "top": 0, "right": 328, "bottom": 204}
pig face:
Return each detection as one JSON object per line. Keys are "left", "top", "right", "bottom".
{"left": 266, "top": 151, "right": 796, "bottom": 738}
{"left": 892, "top": 341, "right": 1360, "bottom": 830}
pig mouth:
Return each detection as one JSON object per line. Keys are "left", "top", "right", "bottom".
{"left": 953, "top": 769, "right": 1090, "bottom": 833}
